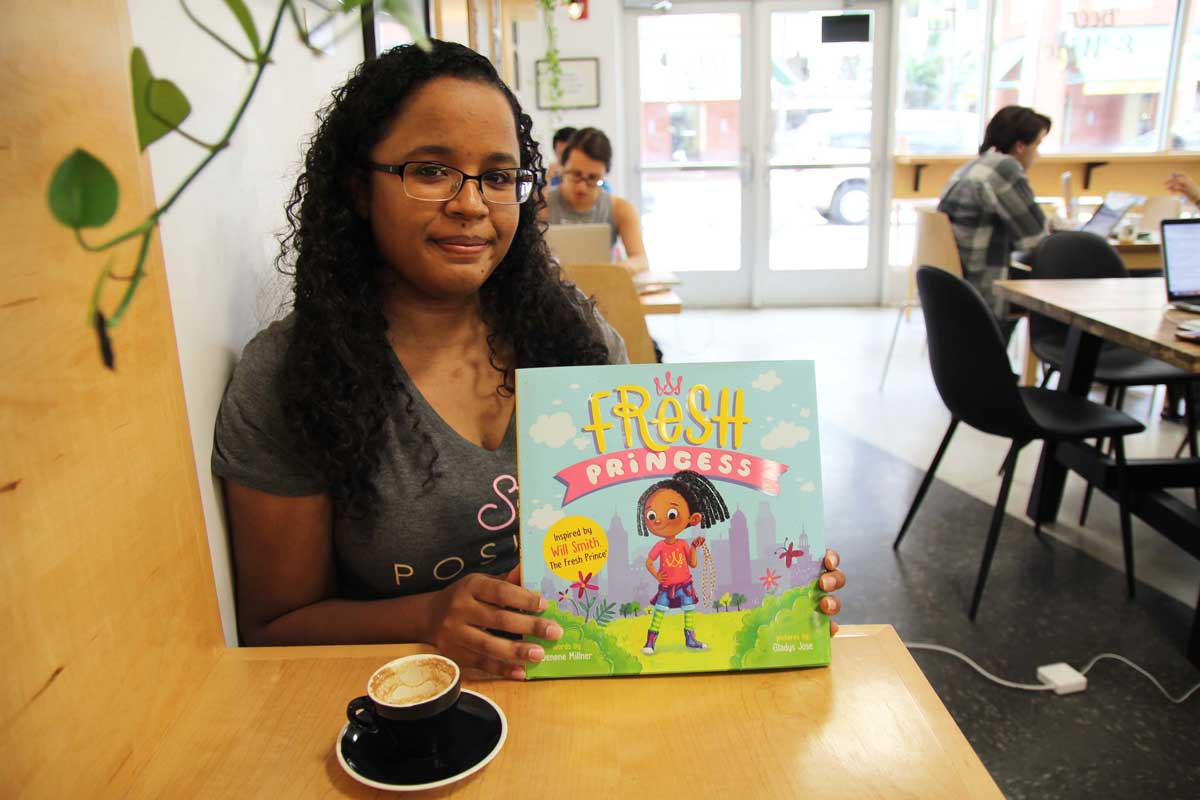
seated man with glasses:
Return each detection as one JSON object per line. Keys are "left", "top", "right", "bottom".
{"left": 543, "top": 127, "right": 649, "bottom": 274}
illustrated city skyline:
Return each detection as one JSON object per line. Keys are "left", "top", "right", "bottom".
{"left": 539, "top": 499, "right": 824, "bottom": 609}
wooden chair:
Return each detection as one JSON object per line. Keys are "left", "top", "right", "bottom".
{"left": 1137, "top": 195, "right": 1182, "bottom": 236}
{"left": 561, "top": 263, "right": 658, "bottom": 364}
{"left": 880, "top": 208, "right": 961, "bottom": 390}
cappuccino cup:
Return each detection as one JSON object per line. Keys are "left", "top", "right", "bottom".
{"left": 347, "top": 654, "right": 462, "bottom": 734}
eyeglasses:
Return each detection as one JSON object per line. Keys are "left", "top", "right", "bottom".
{"left": 563, "top": 170, "right": 606, "bottom": 188}
{"left": 367, "top": 161, "right": 538, "bottom": 205}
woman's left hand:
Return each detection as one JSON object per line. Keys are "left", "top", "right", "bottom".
{"left": 817, "top": 549, "right": 846, "bottom": 635}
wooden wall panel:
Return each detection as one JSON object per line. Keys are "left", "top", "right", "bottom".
{"left": 0, "top": 1, "right": 221, "bottom": 794}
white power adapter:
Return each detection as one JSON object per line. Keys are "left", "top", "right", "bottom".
{"left": 1037, "top": 662, "right": 1088, "bottom": 695}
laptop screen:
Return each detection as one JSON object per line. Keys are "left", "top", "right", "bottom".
{"left": 1080, "top": 204, "right": 1121, "bottom": 237}
{"left": 1077, "top": 190, "right": 1143, "bottom": 238}
{"left": 1162, "top": 219, "right": 1200, "bottom": 300}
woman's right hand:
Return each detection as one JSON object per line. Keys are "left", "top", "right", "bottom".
{"left": 1166, "top": 172, "right": 1200, "bottom": 206}
{"left": 425, "top": 572, "right": 563, "bottom": 680}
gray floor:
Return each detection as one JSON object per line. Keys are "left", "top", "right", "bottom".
{"left": 648, "top": 307, "right": 1200, "bottom": 799}
{"left": 826, "top": 423, "right": 1199, "bottom": 799}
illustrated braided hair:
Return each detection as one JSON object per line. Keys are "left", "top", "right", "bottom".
{"left": 635, "top": 470, "right": 731, "bottom": 537}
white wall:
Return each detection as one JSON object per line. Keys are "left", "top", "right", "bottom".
{"left": 513, "top": 3, "right": 628, "bottom": 189}
{"left": 127, "top": 0, "right": 365, "bottom": 644}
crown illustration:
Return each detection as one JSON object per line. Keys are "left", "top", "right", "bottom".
{"left": 654, "top": 370, "right": 683, "bottom": 397}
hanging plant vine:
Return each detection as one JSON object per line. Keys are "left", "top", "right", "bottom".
{"left": 537, "top": 0, "right": 564, "bottom": 115}
{"left": 46, "top": 0, "right": 427, "bottom": 369}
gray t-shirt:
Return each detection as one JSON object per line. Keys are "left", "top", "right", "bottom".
{"left": 212, "top": 311, "right": 627, "bottom": 600}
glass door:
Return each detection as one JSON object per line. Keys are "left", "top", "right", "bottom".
{"left": 625, "top": 1, "right": 891, "bottom": 306}
{"left": 625, "top": 4, "right": 754, "bottom": 305}
{"left": 755, "top": 1, "right": 890, "bottom": 304}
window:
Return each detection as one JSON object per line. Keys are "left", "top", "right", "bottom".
{"left": 896, "top": 1, "right": 1196, "bottom": 154}
{"left": 1171, "top": 0, "right": 1200, "bottom": 149}
{"left": 989, "top": 0, "right": 1179, "bottom": 153}
{"left": 894, "top": 0, "right": 989, "bottom": 154}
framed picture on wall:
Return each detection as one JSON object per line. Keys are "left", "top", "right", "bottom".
{"left": 361, "top": 0, "right": 431, "bottom": 59}
{"left": 536, "top": 57, "right": 600, "bottom": 110}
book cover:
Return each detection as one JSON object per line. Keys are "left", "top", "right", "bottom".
{"left": 515, "top": 361, "right": 830, "bottom": 679}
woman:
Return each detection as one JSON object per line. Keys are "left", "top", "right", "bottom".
{"left": 212, "top": 42, "right": 845, "bottom": 678}
{"left": 938, "top": 105, "right": 1053, "bottom": 338}
{"left": 544, "top": 127, "right": 649, "bottom": 274}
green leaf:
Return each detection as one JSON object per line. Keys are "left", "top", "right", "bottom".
{"left": 377, "top": 0, "right": 431, "bottom": 50}
{"left": 131, "top": 48, "right": 192, "bottom": 151}
{"left": 222, "top": 0, "right": 261, "bottom": 55}
{"left": 47, "top": 149, "right": 119, "bottom": 229}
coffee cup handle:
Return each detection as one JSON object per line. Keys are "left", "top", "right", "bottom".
{"left": 347, "top": 696, "right": 379, "bottom": 734}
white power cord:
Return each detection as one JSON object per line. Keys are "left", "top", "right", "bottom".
{"left": 906, "top": 643, "right": 1054, "bottom": 692}
{"left": 1078, "top": 653, "right": 1200, "bottom": 705}
{"left": 905, "top": 642, "right": 1200, "bottom": 703}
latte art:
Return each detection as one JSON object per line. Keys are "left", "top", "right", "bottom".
{"left": 369, "top": 656, "right": 458, "bottom": 706}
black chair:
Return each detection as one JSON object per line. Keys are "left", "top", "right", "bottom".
{"left": 894, "top": 267, "right": 1145, "bottom": 619}
{"left": 1028, "top": 231, "right": 1199, "bottom": 519}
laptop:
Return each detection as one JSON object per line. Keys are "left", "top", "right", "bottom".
{"left": 632, "top": 270, "right": 681, "bottom": 295}
{"left": 1078, "top": 191, "right": 1143, "bottom": 238}
{"left": 1161, "top": 218, "right": 1200, "bottom": 313}
{"left": 1137, "top": 195, "right": 1182, "bottom": 238}
{"left": 544, "top": 223, "right": 613, "bottom": 264}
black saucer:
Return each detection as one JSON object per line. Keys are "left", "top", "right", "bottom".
{"left": 336, "top": 689, "right": 507, "bottom": 792}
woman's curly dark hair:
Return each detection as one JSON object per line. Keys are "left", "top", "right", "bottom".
{"left": 278, "top": 40, "right": 613, "bottom": 521}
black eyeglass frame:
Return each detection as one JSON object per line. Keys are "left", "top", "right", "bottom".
{"left": 562, "top": 169, "right": 607, "bottom": 189}
{"left": 366, "top": 160, "right": 540, "bottom": 204}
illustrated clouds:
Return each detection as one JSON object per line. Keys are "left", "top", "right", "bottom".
{"left": 529, "top": 504, "right": 565, "bottom": 530}
{"left": 761, "top": 421, "right": 811, "bottom": 450}
{"left": 530, "top": 412, "right": 576, "bottom": 448}
{"left": 753, "top": 370, "right": 783, "bottom": 392}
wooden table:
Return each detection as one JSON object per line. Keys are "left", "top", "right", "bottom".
{"left": 1011, "top": 245, "right": 1166, "bottom": 385}
{"left": 639, "top": 287, "right": 683, "bottom": 315}
{"left": 998, "top": 278, "right": 1200, "bottom": 372}
{"left": 995, "top": 278, "right": 1200, "bottom": 664}
{"left": 1112, "top": 240, "right": 1162, "bottom": 273}
{"left": 123, "top": 626, "right": 1000, "bottom": 798}
{"left": 1009, "top": 240, "right": 1159, "bottom": 277}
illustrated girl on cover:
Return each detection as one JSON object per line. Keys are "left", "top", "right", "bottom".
{"left": 636, "top": 470, "right": 730, "bottom": 655}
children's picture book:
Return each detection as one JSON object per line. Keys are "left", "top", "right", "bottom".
{"left": 515, "top": 361, "right": 830, "bottom": 679}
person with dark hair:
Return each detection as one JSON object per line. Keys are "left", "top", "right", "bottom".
{"left": 543, "top": 127, "right": 649, "bottom": 274}
{"left": 211, "top": 41, "right": 843, "bottom": 677}
{"left": 213, "top": 41, "right": 625, "bottom": 677}
{"left": 636, "top": 470, "right": 731, "bottom": 654}
{"left": 544, "top": 125, "right": 577, "bottom": 187}
{"left": 938, "top": 105, "right": 1055, "bottom": 336}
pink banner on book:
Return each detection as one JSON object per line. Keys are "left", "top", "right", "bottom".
{"left": 555, "top": 447, "right": 790, "bottom": 505}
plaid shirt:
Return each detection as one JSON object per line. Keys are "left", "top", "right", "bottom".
{"left": 937, "top": 150, "right": 1048, "bottom": 315}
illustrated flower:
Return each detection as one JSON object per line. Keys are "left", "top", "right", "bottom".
{"left": 776, "top": 540, "right": 805, "bottom": 568}
{"left": 759, "top": 569, "right": 781, "bottom": 590}
{"left": 569, "top": 571, "right": 598, "bottom": 598}
{"left": 557, "top": 589, "right": 570, "bottom": 603}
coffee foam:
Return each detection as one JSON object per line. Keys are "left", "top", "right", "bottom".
{"left": 369, "top": 656, "right": 458, "bottom": 706}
